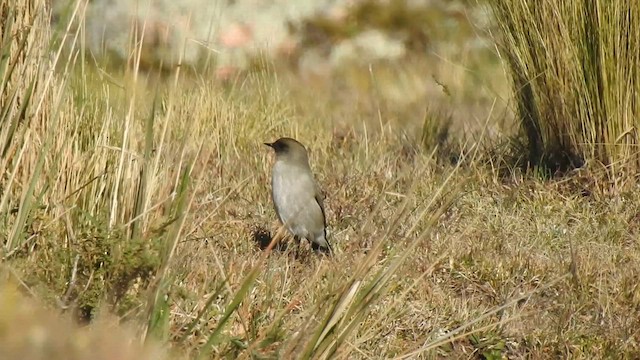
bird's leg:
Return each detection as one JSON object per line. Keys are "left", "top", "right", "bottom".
{"left": 293, "top": 235, "right": 302, "bottom": 259}
{"left": 311, "top": 241, "right": 332, "bottom": 256}
{"left": 310, "top": 241, "right": 320, "bottom": 252}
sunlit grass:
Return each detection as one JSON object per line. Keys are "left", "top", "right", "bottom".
{"left": 490, "top": 0, "right": 640, "bottom": 183}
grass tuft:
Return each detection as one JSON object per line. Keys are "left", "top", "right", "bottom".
{"left": 490, "top": 0, "right": 640, "bottom": 183}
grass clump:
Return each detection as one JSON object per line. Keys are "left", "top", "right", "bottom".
{"left": 491, "top": 0, "right": 640, "bottom": 180}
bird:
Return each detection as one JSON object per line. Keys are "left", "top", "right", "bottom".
{"left": 264, "top": 137, "right": 332, "bottom": 254}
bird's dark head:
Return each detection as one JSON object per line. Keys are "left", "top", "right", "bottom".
{"left": 264, "top": 137, "right": 309, "bottom": 163}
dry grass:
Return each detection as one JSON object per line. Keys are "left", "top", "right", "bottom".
{"left": 1, "top": 1, "right": 640, "bottom": 359}
{"left": 491, "top": 0, "right": 640, "bottom": 179}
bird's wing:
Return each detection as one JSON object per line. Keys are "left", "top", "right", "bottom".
{"left": 314, "top": 182, "right": 332, "bottom": 254}
{"left": 314, "top": 182, "right": 327, "bottom": 228}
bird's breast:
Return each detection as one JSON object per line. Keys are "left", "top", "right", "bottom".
{"left": 271, "top": 162, "right": 316, "bottom": 219}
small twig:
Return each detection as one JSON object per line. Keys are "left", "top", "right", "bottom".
{"left": 58, "top": 253, "right": 80, "bottom": 309}
{"left": 568, "top": 237, "right": 580, "bottom": 289}
{"left": 3, "top": 205, "right": 76, "bottom": 260}
{"left": 3, "top": 265, "right": 38, "bottom": 299}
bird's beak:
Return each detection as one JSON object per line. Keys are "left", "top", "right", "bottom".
{"left": 264, "top": 142, "right": 273, "bottom": 148}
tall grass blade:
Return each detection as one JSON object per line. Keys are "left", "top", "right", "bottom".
{"left": 131, "top": 95, "right": 157, "bottom": 240}
{"left": 5, "top": 123, "right": 48, "bottom": 253}
{"left": 145, "top": 164, "right": 193, "bottom": 342}
{"left": 196, "top": 265, "right": 260, "bottom": 359}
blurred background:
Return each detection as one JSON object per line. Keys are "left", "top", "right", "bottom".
{"left": 51, "top": 0, "right": 510, "bottom": 142}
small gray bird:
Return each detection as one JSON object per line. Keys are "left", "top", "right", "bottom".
{"left": 264, "top": 137, "right": 332, "bottom": 254}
